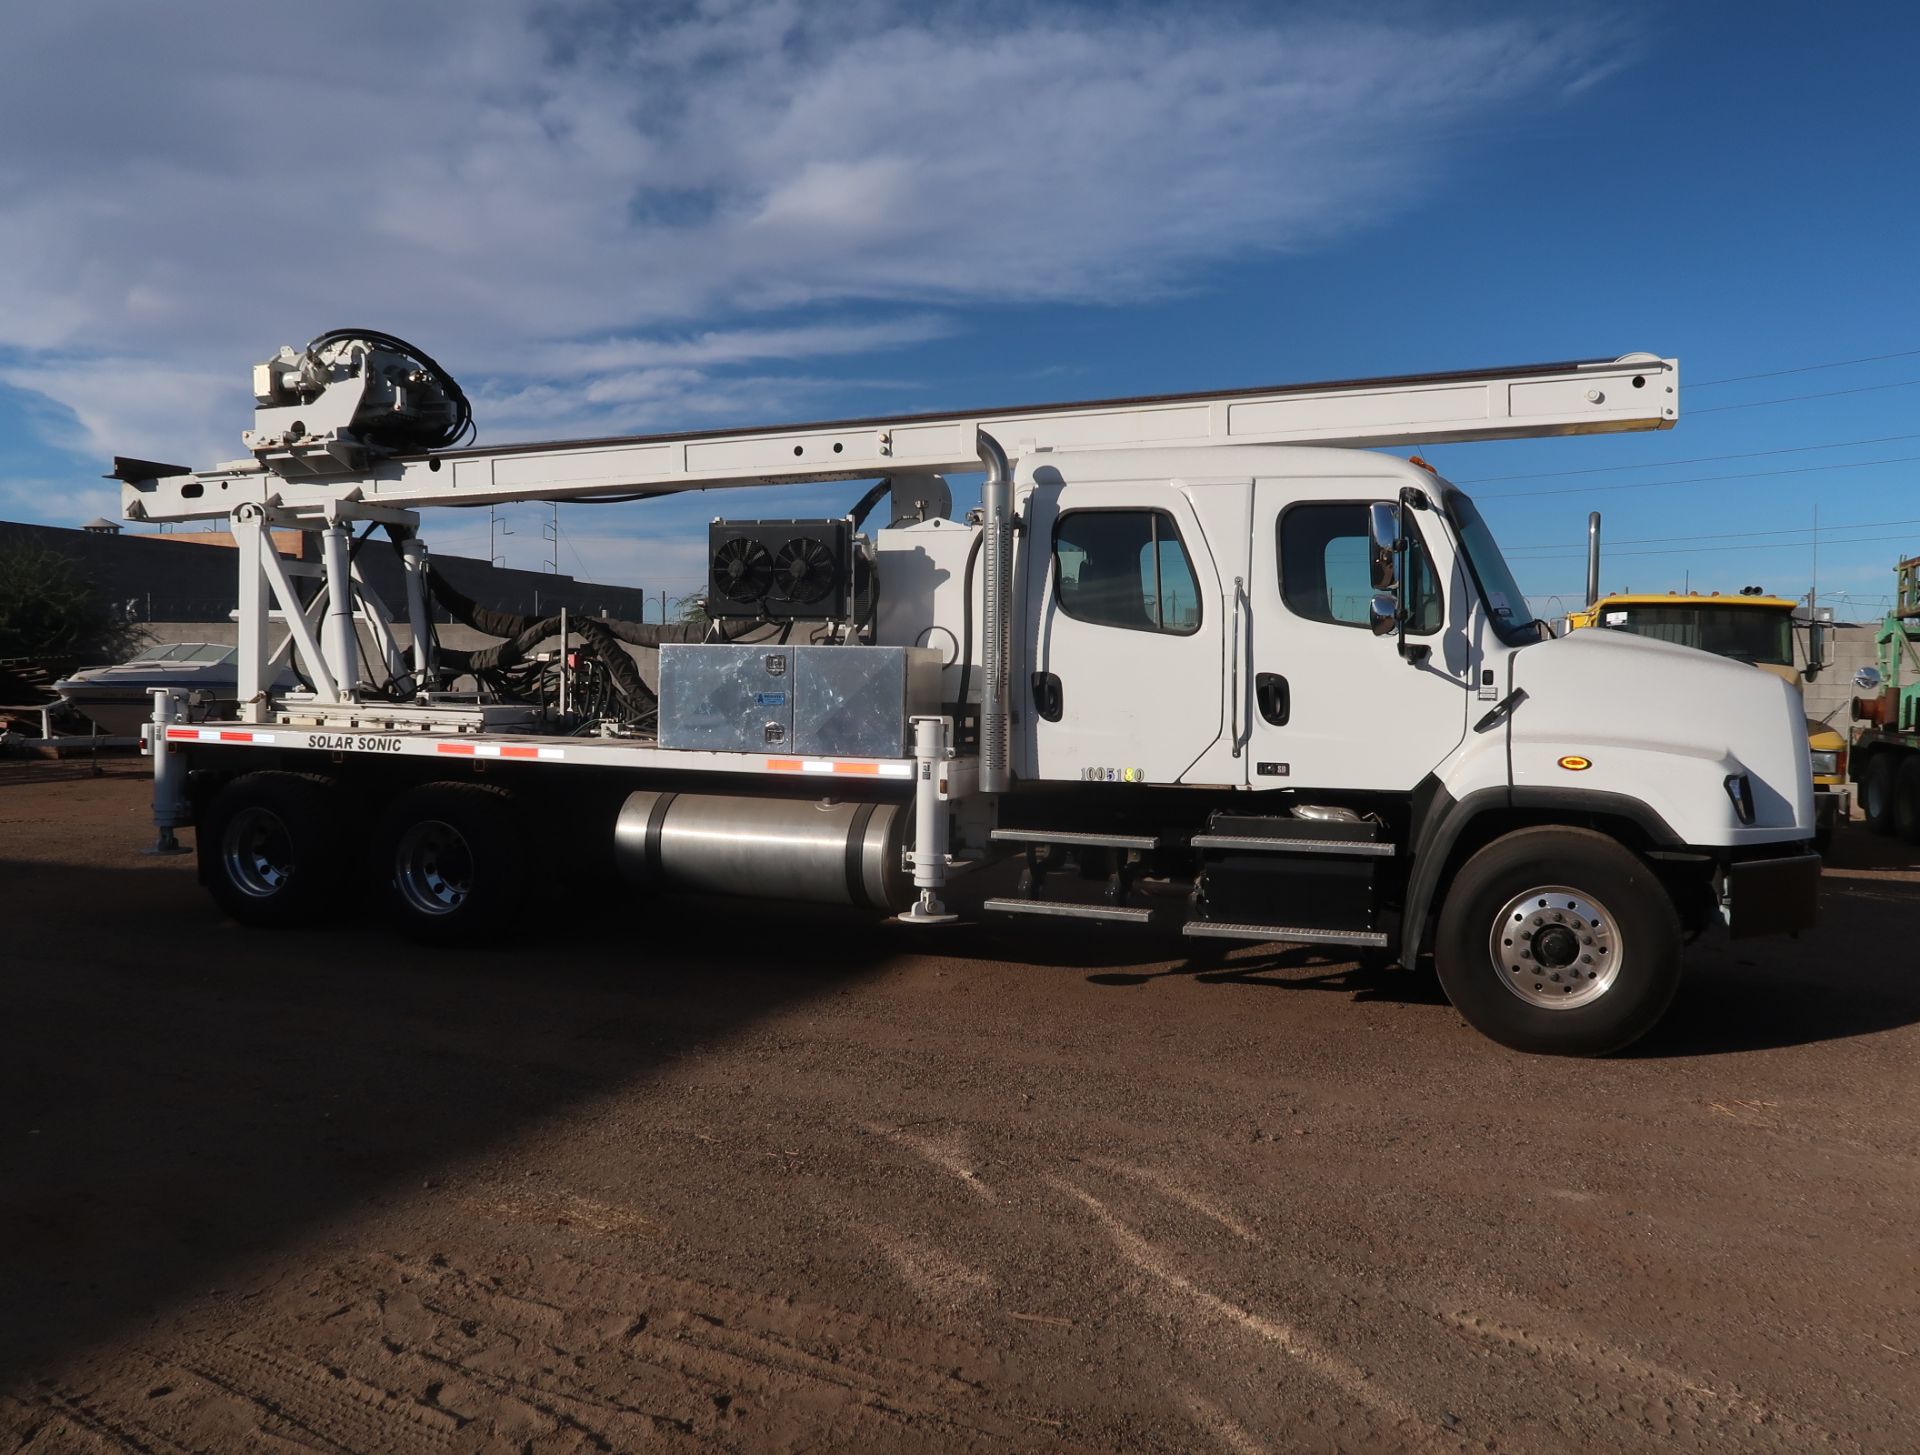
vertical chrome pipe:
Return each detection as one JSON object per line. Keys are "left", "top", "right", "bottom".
{"left": 146, "top": 688, "right": 188, "bottom": 853}
{"left": 232, "top": 505, "right": 269, "bottom": 723}
{"left": 903, "top": 714, "right": 958, "bottom": 922}
{"left": 320, "top": 522, "right": 360, "bottom": 699}
{"left": 976, "top": 430, "right": 1013, "bottom": 794}
{"left": 401, "top": 535, "right": 433, "bottom": 685}
{"left": 1585, "top": 512, "right": 1602, "bottom": 609}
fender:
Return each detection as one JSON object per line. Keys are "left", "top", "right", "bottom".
{"left": 1399, "top": 782, "right": 1683, "bottom": 963}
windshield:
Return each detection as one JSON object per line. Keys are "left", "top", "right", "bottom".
{"left": 1440, "top": 486, "right": 1548, "bottom": 644}
{"left": 1593, "top": 604, "right": 1793, "bottom": 665}
{"left": 127, "top": 642, "right": 234, "bottom": 664}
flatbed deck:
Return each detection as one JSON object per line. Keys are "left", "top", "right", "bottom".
{"left": 162, "top": 720, "right": 969, "bottom": 791}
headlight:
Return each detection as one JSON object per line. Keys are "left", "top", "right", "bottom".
{"left": 1809, "top": 750, "right": 1839, "bottom": 777}
{"left": 1724, "top": 772, "right": 1756, "bottom": 824}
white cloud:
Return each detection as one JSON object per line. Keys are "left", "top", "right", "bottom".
{"left": 0, "top": 1, "right": 1626, "bottom": 544}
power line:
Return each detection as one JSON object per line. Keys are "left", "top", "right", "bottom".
{"left": 1477, "top": 452, "right": 1920, "bottom": 499}
{"left": 1692, "top": 348, "right": 1920, "bottom": 388}
{"left": 1506, "top": 514, "right": 1920, "bottom": 553}
{"left": 1513, "top": 530, "right": 1917, "bottom": 563}
{"left": 1453, "top": 431, "right": 1920, "bottom": 484}
{"left": 1691, "top": 377, "right": 1920, "bottom": 414}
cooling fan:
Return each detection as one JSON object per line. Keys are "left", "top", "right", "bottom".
{"left": 712, "top": 536, "right": 774, "bottom": 604}
{"left": 706, "top": 518, "right": 856, "bottom": 620}
{"left": 772, "top": 536, "right": 838, "bottom": 605}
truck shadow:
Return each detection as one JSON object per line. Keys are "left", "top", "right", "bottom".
{"left": 1079, "top": 944, "right": 1451, "bottom": 1006}
{"left": 1627, "top": 863, "right": 1920, "bottom": 1058}
{"left": 0, "top": 858, "right": 902, "bottom": 1387}
{"left": 4, "top": 853, "right": 1914, "bottom": 1385}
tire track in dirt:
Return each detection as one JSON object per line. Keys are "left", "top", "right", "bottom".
{"left": 1425, "top": 1306, "right": 1866, "bottom": 1453}
{"left": 1073, "top": 1156, "right": 1870, "bottom": 1454}
{"left": 328, "top": 1250, "right": 1040, "bottom": 1449}
{"left": 162, "top": 1337, "right": 470, "bottom": 1455}
{"left": 1046, "top": 1173, "right": 1448, "bottom": 1451}
{"left": 4, "top": 1382, "right": 202, "bottom": 1455}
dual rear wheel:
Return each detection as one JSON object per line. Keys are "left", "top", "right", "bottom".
{"left": 200, "top": 772, "right": 529, "bottom": 942}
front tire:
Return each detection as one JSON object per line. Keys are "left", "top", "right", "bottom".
{"left": 199, "top": 771, "right": 344, "bottom": 927}
{"left": 374, "top": 782, "right": 529, "bottom": 944}
{"left": 1434, "top": 827, "right": 1682, "bottom": 1056}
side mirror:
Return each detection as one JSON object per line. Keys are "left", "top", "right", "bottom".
{"left": 1368, "top": 502, "right": 1400, "bottom": 592}
{"left": 1369, "top": 594, "right": 1400, "bottom": 637}
{"left": 1855, "top": 665, "right": 1883, "bottom": 691}
{"left": 1806, "top": 619, "right": 1829, "bottom": 677}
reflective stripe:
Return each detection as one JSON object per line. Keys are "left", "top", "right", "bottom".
{"left": 771, "top": 757, "right": 912, "bottom": 777}
{"left": 435, "top": 740, "right": 563, "bottom": 760}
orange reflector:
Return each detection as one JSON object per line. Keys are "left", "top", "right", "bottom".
{"left": 1558, "top": 755, "right": 1592, "bottom": 771}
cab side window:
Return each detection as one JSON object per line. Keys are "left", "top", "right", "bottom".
{"left": 1053, "top": 509, "right": 1202, "bottom": 635}
{"left": 1279, "top": 502, "right": 1441, "bottom": 633}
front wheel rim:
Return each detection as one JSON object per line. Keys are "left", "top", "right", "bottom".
{"left": 223, "top": 805, "right": 296, "bottom": 898}
{"left": 1489, "top": 885, "right": 1623, "bottom": 1011}
{"left": 394, "top": 819, "right": 474, "bottom": 916}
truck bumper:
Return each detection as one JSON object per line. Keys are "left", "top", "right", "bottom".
{"left": 1721, "top": 852, "right": 1821, "bottom": 940}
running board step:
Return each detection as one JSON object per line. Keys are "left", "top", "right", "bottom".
{"left": 1182, "top": 922, "right": 1388, "bottom": 948}
{"left": 1189, "top": 834, "right": 1395, "bottom": 857}
{"left": 991, "top": 828, "right": 1162, "bottom": 850}
{"left": 984, "top": 897, "right": 1156, "bottom": 925}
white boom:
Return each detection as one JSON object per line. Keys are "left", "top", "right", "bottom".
{"left": 119, "top": 353, "right": 1676, "bottom": 524}
{"left": 112, "top": 346, "right": 1676, "bottom": 732}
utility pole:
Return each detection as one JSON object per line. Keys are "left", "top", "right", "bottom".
{"left": 543, "top": 502, "right": 560, "bottom": 574}
{"left": 1810, "top": 502, "right": 1819, "bottom": 621}
{"left": 489, "top": 505, "right": 512, "bottom": 568}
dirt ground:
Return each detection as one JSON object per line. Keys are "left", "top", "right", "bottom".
{"left": 1, "top": 758, "right": 1916, "bottom": 1454}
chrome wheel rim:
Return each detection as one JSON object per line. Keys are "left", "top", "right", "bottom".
{"left": 394, "top": 819, "right": 473, "bottom": 916}
{"left": 223, "top": 806, "right": 296, "bottom": 898}
{"left": 1490, "top": 885, "right": 1622, "bottom": 1011}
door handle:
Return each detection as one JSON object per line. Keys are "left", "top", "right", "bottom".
{"left": 1031, "top": 671, "right": 1063, "bottom": 722}
{"left": 1255, "top": 672, "right": 1289, "bottom": 725}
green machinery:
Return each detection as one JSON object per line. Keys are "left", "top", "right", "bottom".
{"left": 1853, "top": 555, "right": 1920, "bottom": 838}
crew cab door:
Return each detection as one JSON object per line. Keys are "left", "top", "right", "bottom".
{"left": 1242, "top": 482, "right": 1472, "bottom": 790}
{"left": 1020, "top": 478, "right": 1226, "bottom": 783}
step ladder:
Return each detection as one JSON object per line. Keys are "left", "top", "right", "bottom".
{"left": 981, "top": 827, "right": 1163, "bottom": 927}
{"left": 1182, "top": 813, "right": 1391, "bottom": 950}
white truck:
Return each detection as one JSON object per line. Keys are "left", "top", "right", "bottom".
{"left": 118, "top": 334, "right": 1818, "bottom": 1055}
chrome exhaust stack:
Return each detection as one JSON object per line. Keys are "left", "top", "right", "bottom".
{"left": 977, "top": 430, "right": 1013, "bottom": 794}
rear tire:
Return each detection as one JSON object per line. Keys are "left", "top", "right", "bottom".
{"left": 199, "top": 771, "right": 343, "bottom": 927}
{"left": 1862, "top": 753, "right": 1898, "bottom": 836}
{"left": 1895, "top": 757, "right": 1920, "bottom": 846}
{"left": 1433, "top": 826, "right": 1682, "bottom": 1056}
{"left": 374, "top": 782, "right": 529, "bottom": 944}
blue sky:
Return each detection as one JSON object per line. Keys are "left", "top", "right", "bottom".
{"left": 1, "top": 2, "right": 1914, "bottom": 620}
